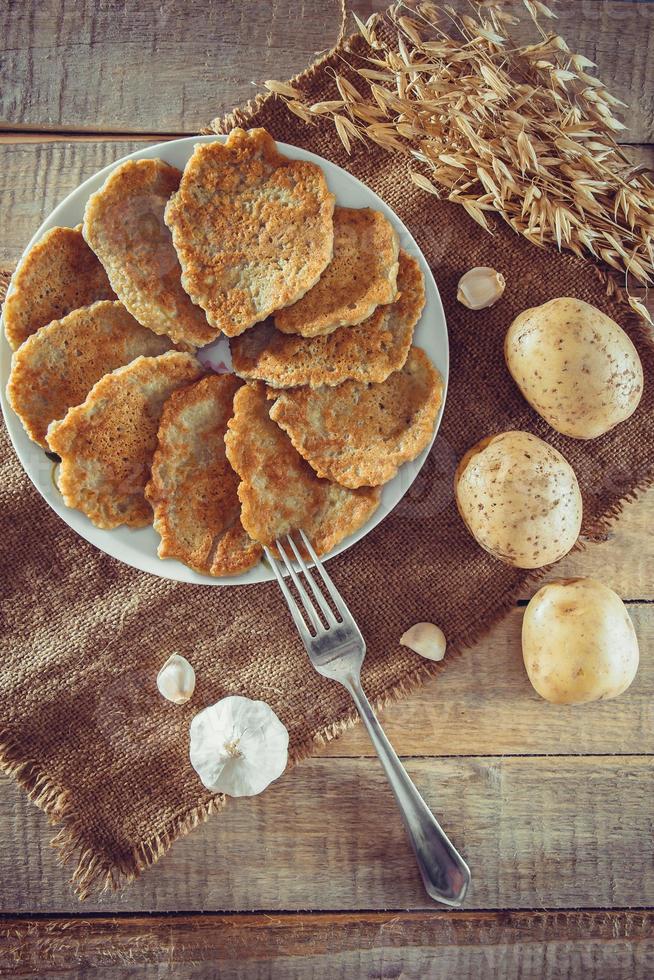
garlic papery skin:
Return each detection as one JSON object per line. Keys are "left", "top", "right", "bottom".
{"left": 190, "top": 695, "right": 289, "bottom": 797}
{"left": 400, "top": 623, "right": 447, "bottom": 662}
{"left": 157, "top": 654, "right": 196, "bottom": 705}
{"left": 457, "top": 267, "right": 506, "bottom": 310}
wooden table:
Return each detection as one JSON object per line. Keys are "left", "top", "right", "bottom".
{"left": 1, "top": 2, "right": 653, "bottom": 976}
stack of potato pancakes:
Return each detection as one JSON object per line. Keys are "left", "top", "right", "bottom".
{"left": 5, "top": 128, "right": 443, "bottom": 576}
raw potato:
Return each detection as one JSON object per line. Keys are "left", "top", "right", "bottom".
{"left": 505, "top": 297, "right": 643, "bottom": 439}
{"left": 455, "top": 430, "right": 582, "bottom": 568}
{"left": 522, "top": 578, "right": 639, "bottom": 704}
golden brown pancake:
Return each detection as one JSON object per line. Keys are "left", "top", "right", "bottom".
{"left": 47, "top": 352, "right": 203, "bottom": 529}
{"left": 274, "top": 207, "right": 399, "bottom": 337}
{"left": 146, "top": 374, "right": 261, "bottom": 576}
{"left": 230, "top": 250, "right": 425, "bottom": 388}
{"left": 3, "top": 225, "right": 116, "bottom": 351}
{"left": 268, "top": 347, "right": 443, "bottom": 488}
{"left": 83, "top": 158, "right": 216, "bottom": 348}
{"left": 224, "top": 382, "right": 380, "bottom": 555}
{"left": 7, "top": 301, "right": 174, "bottom": 449}
{"left": 164, "top": 128, "right": 335, "bottom": 337}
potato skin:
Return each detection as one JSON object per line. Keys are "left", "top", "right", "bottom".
{"left": 455, "top": 430, "right": 582, "bottom": 568}
{"left": 505, "top": 297, "right": 643, "bottom": 439}
{"left": 522, "top": 578, "right": 639, "bottom": 704}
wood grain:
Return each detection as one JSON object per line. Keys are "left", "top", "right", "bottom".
{"left": 0, "top": 0, "right": 354, "bottom": 134}
{"left": 1, "top": 751, "right": 653, "bottom": 913}
{"left": 0, "top": 139, "right": 148, "bottom": 265}
{"left": 1, "top": 138, "right": 652, "bottom": 272}
{"left": 330, "top": 604, "right": 654, "bottom": 757}
{"left": 1, "top": 138, "right": 652, "bottom": 270}
{"left": 548, "top": 493, "right": 654, "bottom": 600}
{"left": 2, "top": 910, "right": 654, "bottom": 979}
{"left": 1, "top": 1, "right": 653, "bottom": 140}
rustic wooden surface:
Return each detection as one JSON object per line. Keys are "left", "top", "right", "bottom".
{"left": 1, "top": 1, "right": 653, "bottom": 977}
{"left": 2, "top": 911, "right": 654, "bottom": 978}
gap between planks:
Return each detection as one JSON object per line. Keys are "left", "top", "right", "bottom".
{"left": 0, "top": 131, "right": 653, "bottom": 149}
{"left": 0, "top": 131, "right": 189, "bottom": 143}
{"left": 1, "top": 905, "right": 652, "bottom": 918}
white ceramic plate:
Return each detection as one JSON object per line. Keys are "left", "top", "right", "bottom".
{"left": 0, "top": 135, "right": 448, "bottom": 586}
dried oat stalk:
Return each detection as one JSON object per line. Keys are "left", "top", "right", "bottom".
{"left": 266, "top": 0, "right": 654, "bottom": 320}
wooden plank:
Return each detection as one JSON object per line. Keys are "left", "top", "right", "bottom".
{"left": 0, "top": 754, "right": 653, "bottom": 913}
{"left": 329, "top": 603, "right": 654, "bottom": 757}
{"left": 1, "top": 1, "right": 653, "bottom": 140}
{"left": 0, "top": 0, "right": 356, "bottom": 134}
{"left": 0, "top": 132, "right": 180, "bottom": 144}
{"left": 539, "top": 493, "right": 654, "bottom": 600}
{"left": 2, "top": 910, "right": 654, "bottom": 979}
{"left": 0, "top": 138, "right": 152, "bottom": 265}
{"left": 1, "top": 137, "right": 652, "bottom": 278}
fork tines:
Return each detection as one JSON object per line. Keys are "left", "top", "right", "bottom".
{"left": 264, "top": 530, "right": 343, "bottom": 638}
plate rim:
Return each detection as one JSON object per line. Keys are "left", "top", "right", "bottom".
{"left": 0, "top": 134, "right": 449, "bottom": 586}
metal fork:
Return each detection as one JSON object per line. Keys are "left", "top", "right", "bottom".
{"left": 265, "top": 530, "right": 471, "bottom": 908}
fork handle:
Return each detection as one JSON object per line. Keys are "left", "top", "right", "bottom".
{"left": 345, "top": 676, "right": 471, "bottom": 907}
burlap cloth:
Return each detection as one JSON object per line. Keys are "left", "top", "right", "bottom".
{"left": 1, "top": 33, "right": 653, "bottom": 899}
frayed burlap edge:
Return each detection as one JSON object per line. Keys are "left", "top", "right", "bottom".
{"left": 0, "top": 729, "right": 226, "bottom": 900}
{"left": 2, "top": 28, "right": 654, "bottom": 897}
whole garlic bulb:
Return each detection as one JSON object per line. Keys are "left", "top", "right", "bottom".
{"left": 190, "top": 695, "right": 289, "bottom": 797}
{"left": 457, "top": 267, "right": 505, "bottom": 310}
{"left": 400, "top": 622, "right": 447, "bottom": 661}
{"left": 157, "top": 654, "right": 196, "bottom": 704}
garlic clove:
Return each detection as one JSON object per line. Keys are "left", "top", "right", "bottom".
{"left": 400, "top": 622, "right": 447, "bottom": 662}
{"left": 457, "top": 267, "right": 506, "bottom": 310}
{"left": 157, "top": 653, "right": 196, "bottom": 704}
{"left": 190, "top": 695, "right": 289, "bottom": 797}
